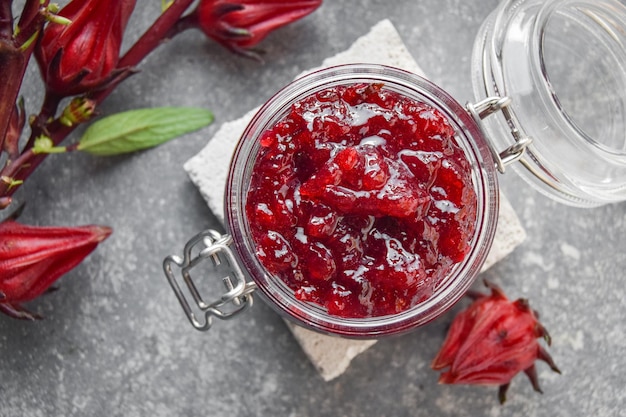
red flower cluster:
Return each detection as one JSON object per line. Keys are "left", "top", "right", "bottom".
{"left": 432, "top": 280, "right": 561, "bottom": 403}
{"left": 2, "top": 0, "right": 322, "bottom": 321}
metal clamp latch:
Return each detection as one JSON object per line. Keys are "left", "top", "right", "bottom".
{"left": 163, "top": 229, "right": 256, "bottom": 331}
{"left": 466, "top": 96, "right": 533, "bottom": 173}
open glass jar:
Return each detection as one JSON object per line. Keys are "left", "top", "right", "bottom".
{"left": 473, "top": 0, "right": 626, "bottom": 206}
{"left": 164, "top": 0, "right": 626, "bottom": 338}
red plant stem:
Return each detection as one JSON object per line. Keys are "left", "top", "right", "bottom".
{"left": 16, "top": 0, "right": 49, "bottom": 46}
{"left": 0, "top": 0, "right": 18, "bottom": 148}
{"left": 0, "top": 1, "right": 13, "bottom": 39}
{"left": 116, "top": 0, "right": 195, "bottom": 70}
{"left": 0, "top": 196, "right": 10, "bottom": 210}
{"left": 1, "top": 147, "right": 35, "bottom": 179}
{"left": 25, "top": 92, "right": 63, "bottom": 149}
{"left": 0, "top": 0, "right": 50, "bottom": 200}
{"left": 0, "top": 0, "right": 196, "bottom": 199}
{"left": 0, "top": 43, "right": 25, "bottom": 154}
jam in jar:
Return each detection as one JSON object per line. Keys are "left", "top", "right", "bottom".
{"left": 245, "top": 82, "right": 478, "bottom": 319}
{"left": 224, "top": 65, "right": 498, "bottom": 337}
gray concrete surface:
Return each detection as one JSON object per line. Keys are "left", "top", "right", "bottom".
{"left": 1, "top": 1, "right": 625, "bottom": 416}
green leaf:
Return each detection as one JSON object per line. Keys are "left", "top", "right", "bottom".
{"left": 76, "top": 107, "right": 213, "bottom": 156}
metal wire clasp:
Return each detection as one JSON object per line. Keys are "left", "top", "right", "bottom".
{"left": 163, "top": 229, "right": 256, "bottom": 331}
{"left": 466, "top": 96, "right": 533, "bottom": 173}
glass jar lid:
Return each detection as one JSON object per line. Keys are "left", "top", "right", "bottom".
{"left": 472, "top": 0, "right": 626, "bottom": 207}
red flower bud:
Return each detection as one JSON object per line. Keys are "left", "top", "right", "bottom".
{"left": 59, "top": 97, "right": 97, "bottom": 127}
{"left": 0, "top": 220, "right": 112, "bottom": 320}
{"left": 35, "top": 0, "right": 137, "bottom": 97}
{"left": 431, "top": 280, "right": 561, "bottom": 403}
{"left": 195, "top": 0, "right": 322, "bottom": 57}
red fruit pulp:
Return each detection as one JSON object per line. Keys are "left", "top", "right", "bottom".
{"left": 245, "top": 83, "right": 478, "bottom": 318}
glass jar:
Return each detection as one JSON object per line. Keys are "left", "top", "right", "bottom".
{"left": 473, "top": 0, "right": 626, "bottom": 206}
{"left": 163, "top": 0, "right": 626, "bottom": 337}
{"left": 224, "top": 65, "right": 499, "bottom": 338}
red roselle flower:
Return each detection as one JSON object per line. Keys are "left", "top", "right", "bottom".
{"left": 35, "top": 0, "right": 137, "bottom": 97}
{"left": 431, "top": 280, "right": 561, "bottom": 403}
{"left": 0, "top": 220, "right": 112, "bottom": 320}
{"left": 193, "top": 0, "right": 322, "bottom": 57}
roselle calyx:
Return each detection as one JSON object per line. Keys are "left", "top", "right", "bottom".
{"left": 191, "top": 0, "right": 322, "bottom": 58}
{"left": 0, "top": 220, "right": 112, "bottom": 320}
{"left": 35, "top": 0, "right": 137, "bottom": 97}
{"left": 431, "top": 280, "right": 561, "bottom": 403}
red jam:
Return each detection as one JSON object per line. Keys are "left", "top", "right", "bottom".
{"left": 245, "top": 83, "right": 477, "bottom": 318}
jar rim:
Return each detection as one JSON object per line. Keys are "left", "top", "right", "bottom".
{"left": 225, "top": 64, "right": 499, "bottom": 338}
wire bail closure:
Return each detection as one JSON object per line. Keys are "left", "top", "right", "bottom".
{"left": 466, "top": 96, "right": 533, "bottom": 173}
{"left": 163, "top": 229, "right": 257, "bottom": 331}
